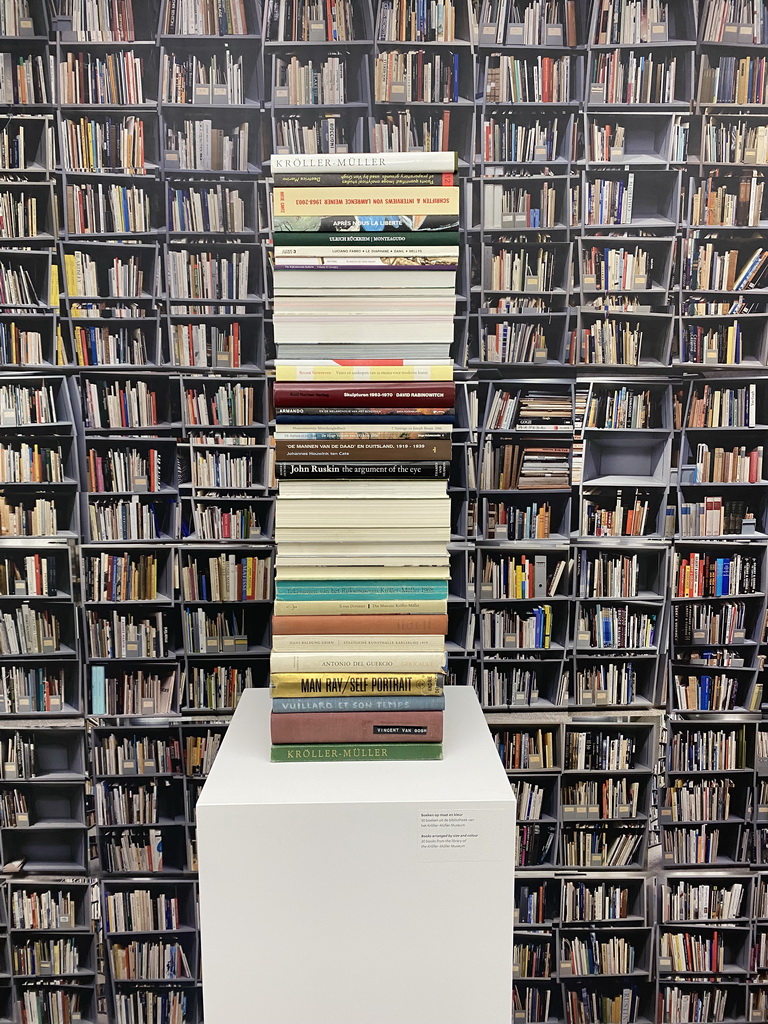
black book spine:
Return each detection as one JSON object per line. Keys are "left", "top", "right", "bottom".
{"left": 276, "top": 461, "right": 450, "bottom": 479}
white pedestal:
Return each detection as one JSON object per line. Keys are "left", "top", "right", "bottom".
{"left": 197, "top": 686, "right": 515, "bottom": 1024}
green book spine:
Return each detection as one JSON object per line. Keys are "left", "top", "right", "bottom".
{"left": 270, "top": 743, "right": 443, "bottom": 762}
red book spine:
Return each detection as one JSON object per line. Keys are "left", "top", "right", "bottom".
{"left": 273, "top": 382, "right": 456, "bottom": 409}
{"left": 270, "top": 710, "right": 444, "bottom": 744}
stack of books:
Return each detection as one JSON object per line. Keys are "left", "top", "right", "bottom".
{"left": 268, "top": 150, "right": 460, "bottom": 763}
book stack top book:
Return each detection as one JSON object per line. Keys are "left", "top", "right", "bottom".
{"left": 268, "top": 150, "right": 459, "bottom": 763}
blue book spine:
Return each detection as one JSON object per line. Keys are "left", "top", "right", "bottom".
{"left": 275, "top": 580, "right": 448, "bottom": 600}
{"left": 91, "top": 666, "right": 106, "bottom": 715}
{"left": 272, "top": 695, "right": 446, "bottom": 713}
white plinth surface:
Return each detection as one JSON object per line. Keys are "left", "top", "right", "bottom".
{"left": 197, "top": 686, "right": 515, "bottom": 1024}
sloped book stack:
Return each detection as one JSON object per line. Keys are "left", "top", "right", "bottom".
{"left": 268, "top": 150, "right": 460, "bottom": 762}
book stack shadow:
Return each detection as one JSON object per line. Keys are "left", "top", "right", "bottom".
{"left": 267, "top": 151, "right": 461, "bottom": 763}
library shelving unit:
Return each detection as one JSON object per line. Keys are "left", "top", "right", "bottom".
{"left": 263, "top": 0, "right": 373, "bottom": 155}
{"left": 7, "top": 0, "right": 768, "bottom": 1021}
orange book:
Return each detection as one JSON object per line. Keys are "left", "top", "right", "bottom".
{"left": 272, "top": 613, "right": 448, "bottom": 635}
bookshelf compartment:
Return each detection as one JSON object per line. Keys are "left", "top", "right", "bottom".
{"left": 165, "top": 313, "right": 265, "bottom": 371}
{"left": 11, "top": 931, "right": 95, "bottom": 978}
{"left": 492, "top": 724, "right": 563, "bottom": 773}
{"left": 2, "top": 824, "right": 87, "bottom": 874}
{"left": 582, "top": 433, "right": 670, "bottom": 487}
{"left": 85, "top": 493, "right": 180, "bottom": 544}
{"left": 102, "top": 879, "right": 197, "bottom": 935}
{"left": 181, "top": 494, "right": 274, "bottom": 543}
{"left": 478, "top": 652, "right": 568, "bottom": 709}
{"left": 0, "top": 314, "right": 57, "bottom": 370}
{"left": 515, "top": 877, "right": 560, "bottom": 928}
{"left": 581, "top": 169, "right": 681, "bottom": 230}
{"left": 516, "top": 821, "right": 558, "bottom": 870}
{"left": 657, "top": 924, "right": 751, "bottom": 976}
{"left": 80, "top": 373, "right": 181, "bottom": 434}
{"left": 180, "top": 376, "right": 268, "bottom": 432}
{"left": 57, "top": 45, "right": 160, "bottom": 108}
{"left": 562, "top": 978, "right": 653, "bottom": 1024}
{"left": 588, "top": 0, "right": 696, "bottom": 45}
{"left": 369, "top": 106, "right": 473, "bottom": 163}
{"left": 180, "top": 547, "right": 273, "bottom": 604}
{"left": 9, "top": 879, "right": 92, "bottom": 930}
{"left": 480, "top": 493, "right": 571, "bottom": 543}
{"left": 183, "top": 658, "right": 267, "bottom": 713}
{"left": 59, "top": 112, "right": 159, "bottom": 174}
{"left": 480, "top": 109, "right": 574, "bottom": 167}
{"left": 182, "top": 603, "right": 271, "bottom": 657}
{"left": 0, "top": 661, "right": 81, "bottom": 717}
{"left": 270, "top": 48, "right": 370, "bottom": 108}
{"left": 481, "top": 52, "right": 584, "bottom": 106}
{"left": 0, "top": 182, "right": 55, "bottom": 243}
{"left": 697, "top": 52, "right": 768, "bottom": 108}
{"left": 662, "top": 871, "right": 752, "bottom": 924}
{"left": 166, "top": 242, "right": 262, "bottom": 309}
{"left": 474, "top": 312, "right": 569, "bottom": 367}
{"left": 561, "top": 771, "right": 652, "bottom": 823}
{"left": 95, "top": 777, "right": 185, "bottom": 828}
{"left": 159, "top": 40, "right": 261, "bottom": 108}
{"left": 81, "top": 545, "right": 175, "bottom": 606}
{"left": 671, "top": 664, "right": 761, "bottom": 714}
{"left": 572, "top": 310, "right": 674, "bottom": 367}
{"left": 98, "top": 824, "right": 187, "bottom": 874}
{"left": 65, "top": 316, "right": 162, "bottom": 369}
{"left": 558, "top": 925, "right": 652, "bottom": 980}
{"left": 63, "top": 178, "right": 166, "bottom": 240}
{"left": 273, "top": 109, "right": 368, "bottom": 156}
{"left": 559, "top": 822, "right": 648, "bottom": 870}
{"left": 576, "top": 544, "right": 668, "bottom": 601}
{"left": 481, "top": 176, "right": 570, "bottom": 233}
{"left": 0, "top": 114, "right": 53, "bottom": 174}
{"left": 571, "top": 655, "right": 658, "bottom": 708}
{"left": 14, "top": 983, "right": 95, "bottom": 1024}
{"left": 481, "top": 240, "right": 572, "bottom": 301}
{"left": 0, "top": 249, "right": 52, "bottom": 310}
{"left": 660, "top": 819, "right": 748, "bottom": 868}
{"left": 577, "top": 236, "right": 674, "bottom": 299}
{"left": 561, "top": 875, "right": 647, "bottom": 926}
{"left": 86, "top": 662, "right": 181, "bottom": 718}
{"left": 584, "top": 111, "right": 686, "bottom": 166}
{"left": 166, "top": 181, "right": 258, "bottom": 238}
{"left": 0, "top": 727, "right": 85, "bottom": 779}
{"left": 162, "top": 108, "right": 262, "bottom": 173}
{"left": 587, "top": 46, "right": 694, "bottom": 108}
{"left": 0, "top": 39, "right": 52, "bottom": 108}
{"left": 60, "top": 242, "right": 158, "bottom": 303}
{"left": 84, "top": 606, "right": 180, "bottom": 663}
{"left": 678, "top": 312, "right": 768, "bottom": 368}
{"left": 92, "top": 725, "right": 183, "bottom": 778}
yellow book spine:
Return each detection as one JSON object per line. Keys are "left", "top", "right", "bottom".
{"left": 270, "top": 673, "right": 444, "bottom": 697}
{"left": 274, "top": 364, "right": 453, "bottom": 382}
{"left": 273, "top": 186, "right": 459, "bottom": 217}
{"left": 63, "top": 255, "right": 77, "bottom": 297}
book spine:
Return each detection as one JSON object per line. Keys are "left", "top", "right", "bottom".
{"left": 273, "top": 186, "right": 460, "bottom": 217}
{"left": 269, "top": 673, "right": 444, "bottom": 695}
{"left": 269, "top": 153, "right": 457, "bottom": 173}
{"left": 273, "top": 599, "right": 448, "bottom": 615}
{"left": 269, "top": 651, "right": 446, "bottom": 673}
{"left": 273, "top": 214, "right": 459, "bottom": 233}
{"left": 275, "top": 440, "right": 453, "bottom": 461}
{"left": 275, "top": 461, "right": 451, "bottom": 478}
{"left": 274, "top": 231, "right": 461, "bottom": 247}
{"left": 275, "top": 581, "right": 448, "bottom": 599}
{"left": 273, "top": 172, "right": 455, "bottom": 188}
{"left": 271, "top": 614, "right": 449, "bottom": 634}
{"left": 273, "top": 383, "right": 455, "bottom": 408}
{"left": 272, "top": 695, "right": 446, "bottom": 712}
{"left": 270, "top": 742, "right": 443, "bottom": 761}
{"left": 270, "top": 710, "right": 444, "bottom": 743}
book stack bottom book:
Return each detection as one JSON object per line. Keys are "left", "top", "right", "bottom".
{"left": 267, "top": 150, "right": 461, "bottom": 762}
